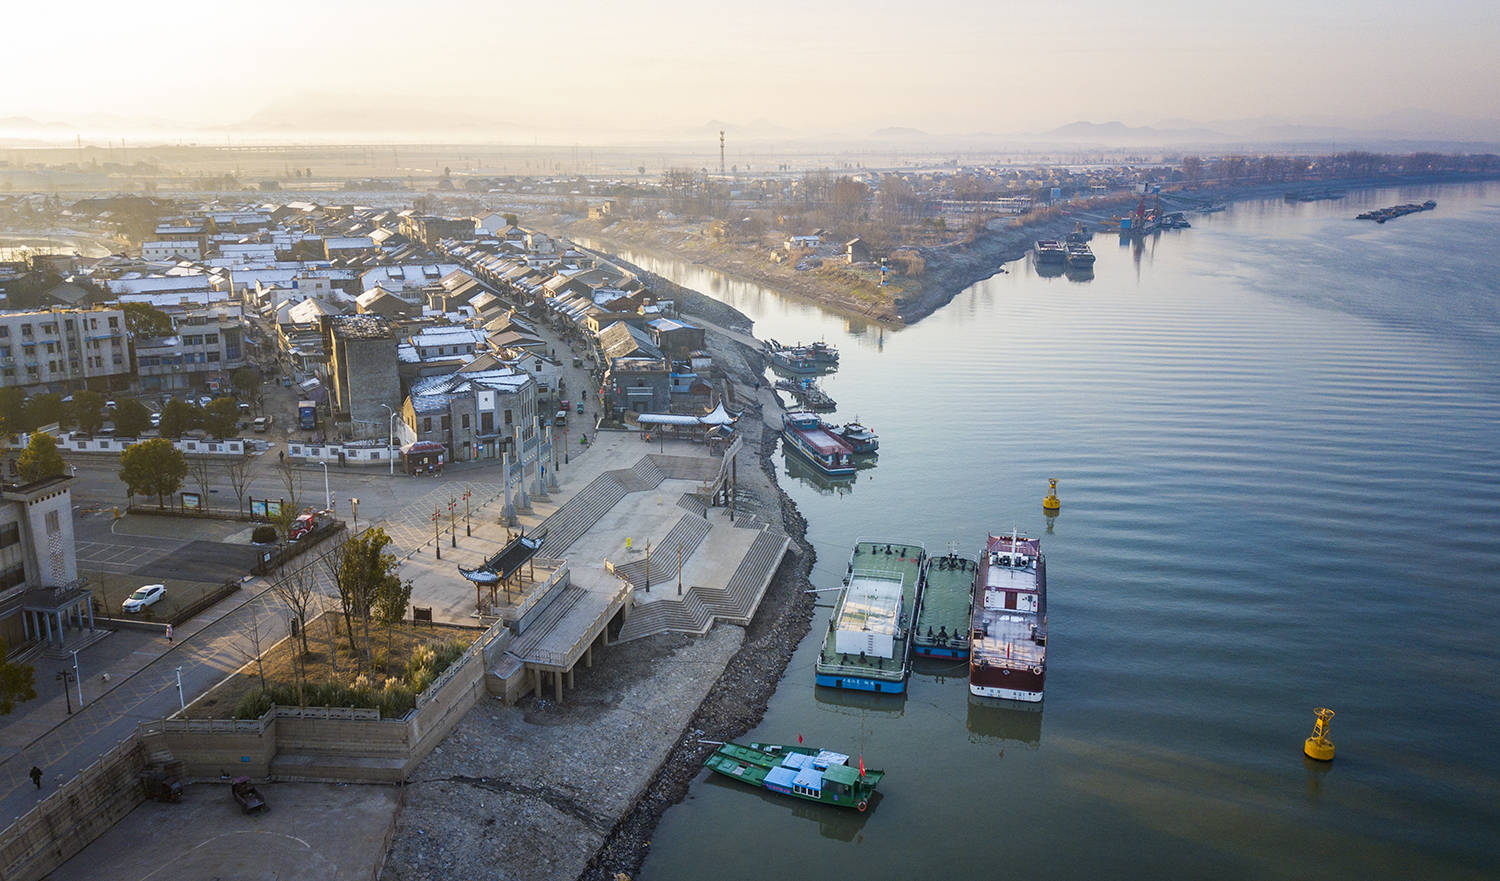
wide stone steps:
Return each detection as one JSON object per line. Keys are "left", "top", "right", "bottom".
{"left": 649, "top": 454, "right": 722, "bottom": 481}
{"left": 609, "top": 514, "right": 712, "bottom": 587}
{"left": 509, "top": 584, "right": 586, "bottom": 659}
{"left": 676, "top": 492, "right": 708, "bottom": 517}
{"left": 615, "top": 529, "right": 790, "bottom": 642}
{"left": 537, "top": 474, "right": 628, "bottom": 557}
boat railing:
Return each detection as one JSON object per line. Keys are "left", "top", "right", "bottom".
{"left": 815, "top": 655, "right": 907, "bottom": 678}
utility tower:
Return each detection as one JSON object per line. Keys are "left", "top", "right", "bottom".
{"left": 719, "top": 130, "right": 726, "bottom": 176}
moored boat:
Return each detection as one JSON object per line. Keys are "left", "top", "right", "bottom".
{"left": 704, "top": 741, "right": 884, "bottom": 811}
{"left": 1033, "top": 240, "right": 1067, "bottom": 264}
{"left": 816, "top": 539, "right": 927, "bottom": 693}
{"left": 914, "top": 549, "right": 975, "bottom": 658}
{"left": 770, "top": 348, "right": 822, "bottom": 374}
{"left": 1064, "top": 243, "right": 1095, "bottom": 268}
{"left": 969, "top": 531, "right": 1047, "bottom": 702}
{"left": 782, "top": 411, "right": 856, "bottom": 476}
{"left": 835, "top": 420, "right": 879, "bottom": 454}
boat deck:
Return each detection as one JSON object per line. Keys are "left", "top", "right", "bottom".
{"left": 816, "top": 540, "right": 925, "bottom": 692}
{"left": 915, "top": 554, "right": 975, "bottom": 657}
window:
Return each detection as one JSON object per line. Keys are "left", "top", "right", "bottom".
{"left": 422, "top": 417, "right": 432, "bottom": 433}
{"left": 0, "top": 563, "right": 24, "bottom": 591}
{"left": 0, "top": 326, "right": 7, "bottom": 337}
{"left": 441, "top": 415, "right": 451, "bottom": 431}
{"left": 207, "top": 352, "right": 220, "bottom": 362}
{"left": 461, "top": 414, "right": 470, "bottom": 429}
{"left": 0, "top": 346, "right": 7, "bottom": 358}
{"left": 0, "top": 523, "right": 19, "bottom": 548}
{"left": 45, "top": 510, "right": 60, "bottom": 533}
{"left": 45, "top": 343, "right": 56, "bottom": 354}
{"left": 21, "top": 325, "right": 32, "bottom": 337}
{"left": 108, "top": 316, "right": 119, "bottom": 328}
{"left": 205, "top": 333, "right": 219, "bottom": 344}
{"left": 504, "top": 409, "right": 513, "bottom": 425}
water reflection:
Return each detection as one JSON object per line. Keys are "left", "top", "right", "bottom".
{"left": 700, "top": 774, "right": 878, "bottom": 841}
{"left": 813, "top": 683, "right": 906, "bottom": 718}
{"left": 1064, "top": 267, "right": 1094, "bottom": 284}
{"left": 966, "top": 695, "right": 1043, "bottom": 748}
{"left": 783, "top": 448, "right": 860, "bottom": 496}
{"left": 1034, "top": 260, "right": 1065, "bottom": 279}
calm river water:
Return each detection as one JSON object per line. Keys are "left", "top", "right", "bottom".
{"left": 605, "top": 183, "right": 1500, "bottom": 880}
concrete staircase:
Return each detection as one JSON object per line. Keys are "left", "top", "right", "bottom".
{"left": 676, "top": 492, "right": 708, "bottom": 517}
{"left": 615, "top": 529, "right": 791, "bottom": 642}
{"left": 649, "top": 454, "right": 723, "bottom": 482}
{"left": 609, "top": 513, "right": 713, "bottom": 587}
{"left": 536, "top": 474, "right": 629, "bottom": 557}
{"left": 508, "top": 584, "right": 586, "bottom": 660}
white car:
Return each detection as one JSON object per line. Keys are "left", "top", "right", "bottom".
{"left": 122, "top": 584, "right": 166, "bottom": 613}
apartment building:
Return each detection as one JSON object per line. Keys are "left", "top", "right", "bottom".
{"left": 134, "top": 304, "right": 249, "bottom": 392}
{"left": 0, "top": 307, "right": 131, "bottom": 391}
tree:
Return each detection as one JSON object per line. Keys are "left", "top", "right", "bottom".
{"left": 112, "top": 398, "right": 151, "bottom": 437}
{"left": 0, "top": 641, "right": 38, "bottom": 715}
{"left": 188, "top": 454, "right": 213, "bottom": 504}
{"left": 203, "top": 397, "right": 240, "bottom": 439}
{"left": 25, "top": 393, "right": 65, "bottom": 431}
{"left": 270, "top": 558, "right": 320, "bottom": 657}
{"left": 326, "top": 528, "right": 401, "bottom": 665}
{"left": 17, "top": 432, "right": 66, "bottom": 483}
{"left": 0, "top": 387, "right": 26, "bottom": 437}
{"left": 158, "top": 398, "right": 199, "bottom": 439}
{"left": 373, "top": 567, "right": 414, "bottom": 655}
{"left": 232, "top": 367, "right": 263, "bottom": 414}
{"left": 223, "top": 454, "right": 253, "bottom": 515}
{"left": 121, "top": 302, "right": 173, "bottom": 338}
{"left": 119, "top": 438, "right": 188, "bottom": 507}
{"left": 72, "top": 390, "right": 106, "bottom": 435}
{"left": 275, "top": 456, "right": 302, "bottom": 517}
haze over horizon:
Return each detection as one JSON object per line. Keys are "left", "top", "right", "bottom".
{"left": 4, "top": 0, "right": 1498, "bottom": 146}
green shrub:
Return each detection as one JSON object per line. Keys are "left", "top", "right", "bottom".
{"left": 231, "top": 690, "right": 274, "bottom": 720}
{"left": 251, "top": 525, "right": 277, "bottom": 544}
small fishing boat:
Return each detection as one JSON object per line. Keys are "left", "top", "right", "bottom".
{"left": 704, "top": 741, "right": 884, "bottom": 812}
{"left": 835, "top": 420, "right": 879, "bottom": 454}
{"left": 1033, "top": 240, "right": 1067, "bottom": 264}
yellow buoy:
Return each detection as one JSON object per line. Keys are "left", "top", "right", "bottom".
{"left": 1303, "top": 707, "right": 1336, "bottom": 761}
{"left": 1043, "top": 478, "right": 1061, "bottom": 512}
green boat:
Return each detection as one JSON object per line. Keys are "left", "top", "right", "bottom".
{"left": 704, "top": 741, "right": 884, "bottom": 811}
{"left": 914, "top": 549, "right": 976, "bottom": 659}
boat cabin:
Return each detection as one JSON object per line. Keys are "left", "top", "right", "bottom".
{"left": 834, "top": 573, "right": 904, "bottom": 659}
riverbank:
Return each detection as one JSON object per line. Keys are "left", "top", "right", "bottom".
{"left": 380, "top": 309, "right": 818, "bottom": 881}
{"left": 560, "top": 170, "right": 1500, "bottom": 328}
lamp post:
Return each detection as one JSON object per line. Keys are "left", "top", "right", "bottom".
{"left": 174, "top": 666, "right": 185, "bottom": 713}
{"left": 463, "top": 490, "right": 471, "bottom": 537}
{"left": 351, "top": 497, "right": 359, "bottom": 532}
{"left": 319, "top": 461, "right": 330, "bottom": 511}
{"left": 448, "top": 496, "right": 457, "bottom": 548}
{"left": 381, "top": 403, "right": 396, "bottom": 476}
{"left": 71, "top": 649, "right": 83, "bottom": 708}
{"left": 56, "top": 670, "right": 74, "bottom": 716}
{"left": 432, "top": 509, "right": 442, "bottom": 559}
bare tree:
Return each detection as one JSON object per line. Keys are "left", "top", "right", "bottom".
{"left": 269, "top": 558, "right": 318, "bottom": 656}
{"left": 276, "top": 456, "right": 302, "bottom": 513}
{"left": 188, "top": 455, "right": 213, "bottom": 506}
{"left": 223, "top": 454, "right": 253, "bottom": 516}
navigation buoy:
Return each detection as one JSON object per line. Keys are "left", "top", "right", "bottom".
{"left": 1043, "top": 478, "right": 1061, "bottom": 512}
{"left": 1303, "top": 707, "right": 1336, "bottom": 761}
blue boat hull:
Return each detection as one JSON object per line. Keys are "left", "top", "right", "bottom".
{"left": 815, "top": 673, "right": 907, "bottom": 694}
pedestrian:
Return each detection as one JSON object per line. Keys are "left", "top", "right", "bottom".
{"left": 29, "top": 766, "right": 41, "bottom": 790}
{"left": 165, "top": 624, "right": 173, "bottom": 643}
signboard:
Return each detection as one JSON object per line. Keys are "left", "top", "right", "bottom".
{"left": 266, "top": 500, "right": 284, "bottom": 519}
{"left": 250, "top": 499, "right": 268, "bottom": 518}
{"left": 181, "top": 492, "right": 201, "bottom": 510}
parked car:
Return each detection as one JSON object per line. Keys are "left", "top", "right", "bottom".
{"left": 252, "top": 416, "right": 271, "bottom": 432}
{"left": 122, "top": 584, "right": 166, "bottom": 613}
{"left": 287, "top": 511, "right": 323, "bottom": 542}
{"left": 576, "top": 401, "right": 584, "bottom": 415}
{"left": 149, "top": 412, "right": 162, "bottom": 428}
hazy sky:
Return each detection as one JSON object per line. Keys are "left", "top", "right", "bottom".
{"left": 4, "top": 0, "right": 1498, "bottom": 138}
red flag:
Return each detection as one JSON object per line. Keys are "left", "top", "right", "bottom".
{"left": 858, "top": 755, "right": 865, "bottom": 777}
{"left": 797, "top": 734, "right": 803, "bottom": 744}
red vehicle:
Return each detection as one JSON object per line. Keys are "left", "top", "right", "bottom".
{"left": 287, "top": 510, "right": 325, "bottom": 541}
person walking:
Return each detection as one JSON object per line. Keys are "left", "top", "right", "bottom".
{"left": 165, "top": 624, "right": 173, "bottom": 644}
{"left": 29, "top": 766, "right": 41, "bottom": 790}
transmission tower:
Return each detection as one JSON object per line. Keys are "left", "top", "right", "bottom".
{"left": 719, "top": 130, "right": 726, "bottom": 176}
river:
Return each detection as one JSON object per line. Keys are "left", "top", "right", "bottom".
{"left": 596, "top": 182, "right": 1500, "bottom": 880}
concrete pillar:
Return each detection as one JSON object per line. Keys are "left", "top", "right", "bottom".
{"left": 566, "top": 668, "right": 574, "bottom": 689}
{"left": 513, "top": 427, "right": 531, "bottom": 513}
{"left": 87, "top": 600, "right": 94, "bottom": 631}
{"left": 553, "top": 670, "right": 562, "bottom": 703}
{"left": 531, "top": 417, "right": 548, "bottom": 500}
{"left": 501, "top": 450, "right": 517, "bottom": 525}
{"left": 22, "top": 611, "right": 30, "bottom": 641}
{"left": 585, "top": 645, "right": 592, "bottom": 668}
{"left": 533, "top": 667, "right": 542, "bottom": 699}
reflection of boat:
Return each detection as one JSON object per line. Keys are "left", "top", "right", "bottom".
{"left": 782, "top": 411, "right": 855, "bottom": 476}
{"left": 704, "top": 742, "right": 883, "bottom": 812}
{"left": 783, "top": 450, "right": 857, "bottom": 494}
{"left": 966, "top": 693, "right": 1043, "bottom": 748}
{"left": 914, "top": 550, "right": 974, "bottom": 658}
{"left": 969, "top": 531, "right": 1047, "bottom": 702}
{"left": 816, "top": 539, "right": 926, "bottom": 693}
{"left": 701, "top": 773, "right": 876, "bottom": 841}
{"left": 1034, "top": 260, "right": 1065, "bottom": 279}
{"left": 1033, "top": 240, "right": 1067, "bottom": 264}
{"left": 812, "top": 681, "right": 907, "bottom": 718}
{"left": 1064, "top": 266, "right": 1094, "bottom": 283}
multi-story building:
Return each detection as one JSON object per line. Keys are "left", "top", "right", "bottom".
{"left": 0, "top": 307, "right": 130, "bottom": 392}
{"left": 403, "top": 365, "right": 537, "bottom": 462}
{"left": 133, "top": 304, "right": 249, "bottom": 392}
{"left": 323, "top": 315, "right": 400, "bottom": 432}
{"left": 141, "top": 239, "right": 202, "bottom": 262}
{"left": 0, "top": 472, "right": 86, "bottom": 649}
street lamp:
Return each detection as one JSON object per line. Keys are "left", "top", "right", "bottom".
{"left": 56, "top": 670, "right": 74, "bottom": 716}
{"left": 71, "top": 649, "right": 83, "bottom": 708}
{"left": 174, "top": 666, "right": 185, "bottom": 712}
{"left": 381, "top": 403, "right": 396, "bottom": 476}
{"left": 319, "top": 461, "right": 331, "bottom": 511}
{"left": 463, "top": 489, "right": 471, "bottom": 536}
